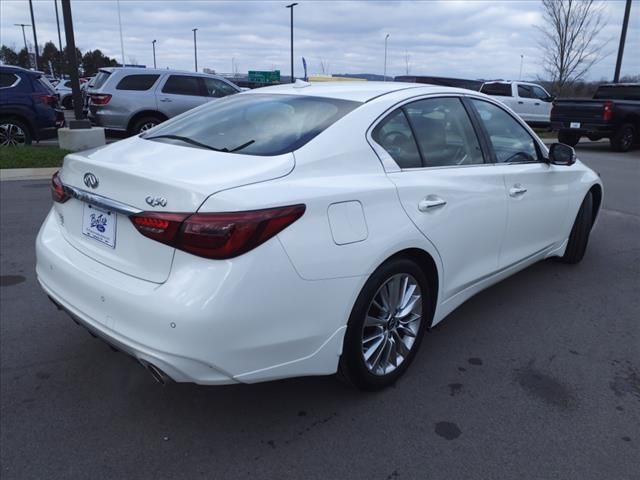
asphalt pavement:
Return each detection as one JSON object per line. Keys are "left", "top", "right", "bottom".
{"left": 0, "top": 144, "right": 638, "bottom": 479}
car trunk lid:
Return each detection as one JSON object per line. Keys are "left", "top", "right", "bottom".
{"left": 54, "top": 136, "right": 294, "bottom": 283}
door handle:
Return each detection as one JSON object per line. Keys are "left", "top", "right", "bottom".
{"left": 159, "top": 98, "right": 172, "bottom": 103}
{"left": 517, "top": 101, "right": 524, "bottom": 104}
{"left": 509, "top": 185, "right": 528, "bottom": 197}
{"left": 534, "top": 102, "right": 540, "bottom": 106}
{"left": 418, "top": 197, "right": 447, "bottom": 212}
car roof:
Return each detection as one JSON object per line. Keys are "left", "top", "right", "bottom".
{"left": 99, "top": 67, "right": 227, "bottom": 79}
{"left": 0, "top": 65, "right": 40, "bottom": 76}
{"left": 246, "top": 81, "right": 471, "bottom": 102}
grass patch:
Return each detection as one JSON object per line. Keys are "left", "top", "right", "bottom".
{"left": 0, "top": 146, "right": 70, "bottom": 169}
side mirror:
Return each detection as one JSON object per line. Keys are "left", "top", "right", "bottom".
{"left": 548, "top": 143, "right": 576, "bottom": 166}
{"left": 545, "top": 95, "right": 555, "bottom": 102}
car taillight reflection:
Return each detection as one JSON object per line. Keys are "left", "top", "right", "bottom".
{"left": 130, "top": 205, "right": 306, "bottom": 259}
{"left": 51, "top": 171, "right": 70, "bottom": 203}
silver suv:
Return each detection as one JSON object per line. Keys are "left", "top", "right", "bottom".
{"left": 86, "top": 67, "right": 241, "bottom": 135}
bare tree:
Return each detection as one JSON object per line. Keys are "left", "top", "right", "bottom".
{"left": 404, "top": 50, "right": 411, "bottom": 75}
{"left": 538, "top": 0, "right": 609, "bottom": 94}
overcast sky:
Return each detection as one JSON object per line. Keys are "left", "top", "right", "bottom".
{"left": 1, "top": 0, "right": 638, "bottom": 80}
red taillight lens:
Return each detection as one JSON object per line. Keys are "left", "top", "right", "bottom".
{"left": 51, "top": 171, "right": 70, "bottom": 203}
{"left": 90, "top": 93, "right": 112, "bottom": 105}
{"left": 602, "top": 101, "right": 614, "bottom": 121}
{"left": 33, "top": 93, "right": 58, "bottom": 107}
{"left": 130, "top": 205, "right": 306, "bottom": 259}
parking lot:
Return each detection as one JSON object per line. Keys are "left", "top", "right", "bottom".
{"left": 0, "top": 143, "right": 638, "bottom": 479}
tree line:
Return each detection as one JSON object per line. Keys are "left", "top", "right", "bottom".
{"left": 0, "top": 41, "right": 118, "bottom": 77}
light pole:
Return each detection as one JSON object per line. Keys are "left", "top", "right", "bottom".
{"left": 116, "top": 0, "right": 125, "bottom": 65}
{"left": 192, "top": 28, "right": 198, "bottom": 72}
{"left": 383, "top": 34, "right": 390, "bottom": 81}
{"left": 54, "top": 0, "right": 64, "bottom": 76}
{"left": 14, "top": 24, "right": 30, "bottom": 56}
{"left": 613, "top": 0, "right": 632, "bottom": 83}
{"left": 286, "top": 3, "right": 298, "bottom": 83}
{"left": 519, "top": 54, "right": 524, "bottom": 80}
{"left": 152, "top": 40, "right": 157, "bottom": 68}
{"left": 61, "top": 0, "right": 88, "bottom": 126}
{"left": 28, "top": 0, "right": 39, "bottom": 70}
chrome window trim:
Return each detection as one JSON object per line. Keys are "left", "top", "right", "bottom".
{"left": 62, "top": 184, "right": 142, "bottom": 216}
{"left": 0, "top": 73, "right": 21, "bottom": 89}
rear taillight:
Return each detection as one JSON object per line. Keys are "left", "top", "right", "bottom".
{"left": 51, "top": 171, "right": 70, "bottom": 203}
{"left": 130, "top": 205, "right": 306, "bottom": 259}
{"left": 90, "top": 93, "right": 112, "bottom": 105}
{"left": 602, "top": 101, "right": 614, "bottom": 121}
{"left": 33, "top": 93, "right": 58, "bottom": 108}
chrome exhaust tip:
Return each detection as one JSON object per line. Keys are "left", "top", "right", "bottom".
{"left": 142, "top": 361, "right": 173, "bottom": 385}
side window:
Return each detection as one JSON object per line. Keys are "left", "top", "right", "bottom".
{"left": 203, "top": 78, "right": 237, "bottom": 98}
{"left": 116, "top": 74, "right": 160, "bottom": 91}
{"left": 517, "top": 84, "right": 534, "bottom": 98}
{"left": 532, "top": 86, "right": 549, "bottom": 100}
{"left": 471, "top": 99, "right": 540, "bottom": 163}
{"left": 0, "top": 73, "right": 19, "bottom": 88}
{"left": 480, "top": 83, "right": 512, "bottom": 97}
{"left": 404, "top": 97, "right": 484, "bottom": 167}
{"left": 162, "top": 75, "right": 203, "bottom": 96}
{"left": 372, "top": 110, "right": 422, "bottom": 168}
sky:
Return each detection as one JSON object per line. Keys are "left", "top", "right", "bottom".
{"left": 1, "top": 0, "right": 638, "bottom": 81}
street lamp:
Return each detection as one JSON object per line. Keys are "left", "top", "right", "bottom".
{"left": 152, "top": 40, "right": 157, "bottom": 69}
{"left": 14, "top": 24, "right": 31, "bottom": 57}
{"left": 28, "top": 0, "right": 39, "bottom": 70}
{"left": 383, "top": 34, "right": 390, "bottom": 81}
{"left": 613, "top": 0, "right": 632, "bottom": 83}
{"left": 519, "top": 54, "right": 524, "bottom": 80}
{"left": 192, "top": 28, "right": 198, "bottom": 72}
{"left": 54, "top": 0, "right": 64, "bottom": 77}
{"left": 286, "top": 3, "right": 298, "bottom": 83}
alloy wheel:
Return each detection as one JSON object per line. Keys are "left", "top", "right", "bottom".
{"left": 139, "top": 122, "right": 157, "bottom": 133}
{"left": 361, "top": 273, "right": 422, "bottom": 375}
{"left": 0, "top": 123, "right": 26, "bottom": 146}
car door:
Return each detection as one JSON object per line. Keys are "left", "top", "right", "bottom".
{"left": 157, "top": 74, "right": 208, "bottom": 117}
{"left": 531, "top": 85, "right": 553, "bottom": 124}
{"left": 376, "top": 96, "right": 508, "bottom": 300}
{"left": 468, "top": 98, "right": 574, "bottom": 268}
{"left": 515, "top": 84, "right": 537, "bottom": 123}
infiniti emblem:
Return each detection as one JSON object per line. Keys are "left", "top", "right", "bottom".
{"left": 83, "top": 172, "right": 99, "bottom": 189}
{"left": 145, "top": 196, "right": 167, "bottom": 208}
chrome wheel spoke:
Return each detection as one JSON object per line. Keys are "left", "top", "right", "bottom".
{"left": 361, "top": 273, "right": 423, "bottom": 376}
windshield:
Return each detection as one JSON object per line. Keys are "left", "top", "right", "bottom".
{"left": 143, "top": 93, "right": 361, "bottom": 156}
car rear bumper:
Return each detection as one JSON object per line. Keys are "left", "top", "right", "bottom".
{"left": 36, "top": 209, "right": 357, "bottom": 384}
{"left": 551, "top": 121, "right": 612, "bottom": 137}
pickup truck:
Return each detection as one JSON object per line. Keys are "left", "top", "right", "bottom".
{"left": 551, "top": 83, "right": 640, "bottom": 152}
{"left": 479, "top": 81, "right": 553, "bottom": 127}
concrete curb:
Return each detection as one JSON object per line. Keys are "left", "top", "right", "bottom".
{"left": 0, "top": 167, "right": 58, "bottom": 182}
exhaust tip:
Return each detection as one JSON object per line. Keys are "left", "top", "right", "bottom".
{"left": 142, "top": 362, "right": 173, "bottom": 385}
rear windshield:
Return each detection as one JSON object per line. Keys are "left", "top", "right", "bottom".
{"left": 480, "top": 83, "right": 512, "bottom": 97}
{"left": 143, "top": 94, "right": 361, "bottom": 156}
{"left": 593, "top": 85, "right": 640, "bottom": 101}
{"left": 91, "top": 70, "right": 111, "bottom": 89}
{"left": 36, "top": 75, "right": 56, "bottom": 94}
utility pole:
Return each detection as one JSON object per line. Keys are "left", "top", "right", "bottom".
{"left": 60, "top": 0, "right": 88, "bottom": 126}
{"left": 152, "top": 40, "right": 157, "bottom": 68}
{"left": 54, "top": 0, "right": 64, "bottom": 76}
{"left": 286, "top": 3, "right": 298, "bottom": 83}
{"left": 116, "top": 0, "right": 125, "bottom": 65}
{"left": 613, "top": 0, "right": 632, "bottom": 83}
{"left": 383, "top": 34, "right": 389, "bottom": 81}
{"left": 192, "top": 28, "right": 198, "bottom": 72}
{"left": 28, "top": 0, "right": 39, "bottom": 70}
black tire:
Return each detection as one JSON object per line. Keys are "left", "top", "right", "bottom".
{"left": 130, "top": 115, "right": 164, "bottom": 135}
{"left": 610, "top": 123, "right": 635, "bottom": 152}
{"left": 62, "top": 96, "right": 73, "bottom": 110}
{"left": 557, "top": 192, "right": 593, "bottom": 264}
{"left": 0, "top": 117, "right": 33, "bottom": 146}
{"left": 558, "top": 131, "right": 580, "bottom": 147}
{"left": 338, "top": 257, "right": 432, "bottom": 391}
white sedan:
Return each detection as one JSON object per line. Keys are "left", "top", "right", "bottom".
{"left": 36, "top": 82, "right": 602, "bottom": 390}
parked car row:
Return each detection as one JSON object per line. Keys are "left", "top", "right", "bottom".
{"left": 0, "top": 65, "right": 65, "bottom": 146}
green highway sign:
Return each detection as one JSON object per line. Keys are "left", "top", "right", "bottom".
{"left": 248, "top": 70, "right": 281, "bottom": 83}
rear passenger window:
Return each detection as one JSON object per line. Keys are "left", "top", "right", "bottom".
{"left": 404, "top": 98, "right": 484, "bottom": 167}
{"left": 0, "top": 73, "right": 19, "bottom": 88}
{"left": 480, "top": 83, "right": 512, "bottom": 97}
{"left": 372, "top": 110, "right": 422, "bottom": 168}
{"left": 162, "top": 75, "right": 202, "bottom": 96}
{"left": 471, "top": 99, "right": 540, "bottom": 163}
{"left": 116, "top": 74, "right": 159, "bottom": 91}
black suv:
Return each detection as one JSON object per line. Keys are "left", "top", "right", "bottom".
{"left": 0, "top": 65, "right": 65, "bottom": 146}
